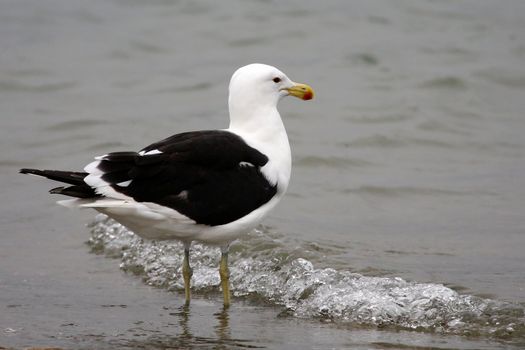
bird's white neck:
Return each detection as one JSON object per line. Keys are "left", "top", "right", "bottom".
{"left": 228, "top": 103, "right": 292, "bottom": 193}
{"left": 229, "top": 102, "right": 279, "bottom": 135}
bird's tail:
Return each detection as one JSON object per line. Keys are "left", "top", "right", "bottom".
{"left": 19, "top": 168, "right": 98, "bottom": 198}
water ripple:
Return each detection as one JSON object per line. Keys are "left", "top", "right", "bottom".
{"left": 343, "top": 186, "right": 489, "bottom": 198}
{"left": 475, "top": 68, "right": 525, "bottom": 89}
{"left": 44, "top": 119, "right": 109, "bottom": 132}
{"left": 294, "top": 155, "right": 373, "bottom": 169}
{"left": 341, "top": 135, "right": 455, "bottom": 149}
{"left": 0, "top": 80, "right": 76, "bottom": 93}
{"left": 418, "top": 77, "right": 468, "bottom": 90}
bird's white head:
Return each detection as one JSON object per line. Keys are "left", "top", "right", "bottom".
{"left": 228, "top": 63, "right": 314, "bottom": 132}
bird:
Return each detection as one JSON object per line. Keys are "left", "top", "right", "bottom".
{"left": 20, "top": 63, "right": 314, "bottom": 306}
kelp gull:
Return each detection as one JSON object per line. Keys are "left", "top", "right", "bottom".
{"left": 20, "top": 63, "right": 314, "bottom": 306}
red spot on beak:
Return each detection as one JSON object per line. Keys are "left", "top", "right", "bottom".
{"left": 303, "top": 90, "right": 313, "bottom": 100}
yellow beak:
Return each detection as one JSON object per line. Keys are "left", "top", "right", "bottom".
{"left": 285, "top": 83, "right": 314, "bottom": 100}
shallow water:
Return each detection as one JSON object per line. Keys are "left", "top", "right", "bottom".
{"left": 2, "top": 0, "right": 525, "bottom": 349}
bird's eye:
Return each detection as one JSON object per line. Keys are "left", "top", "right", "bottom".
{"left": 273, "top": 77, "right": 281, "bottom": 83}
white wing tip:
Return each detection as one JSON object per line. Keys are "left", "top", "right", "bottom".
{"left": 94, "top": 154, "right": 108, "bottom": 160}
{"left": 117, "top": 180, "right": 132, "bottom": 187}
{"left": 84, "top": 160, "right": 102, "bottom": 174}
{"left": 139, "top": 149, "right": 162, "bottom": 156}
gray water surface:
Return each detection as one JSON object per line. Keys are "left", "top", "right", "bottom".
{"left": 1, "top": 1, "right": 525, "bottom": 349}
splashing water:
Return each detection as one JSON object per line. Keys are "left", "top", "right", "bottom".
{"left": 88, "top": 215, "right": 525, "bottom": 340}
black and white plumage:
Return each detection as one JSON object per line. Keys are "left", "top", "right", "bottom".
{"left": 20, "top": 63, "right": 314, "bottom": 305}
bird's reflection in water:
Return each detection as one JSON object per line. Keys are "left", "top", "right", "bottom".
{"left": 176, "top": 304, "right": 192, "bottom": 342}
{"left": 213, "top": 306, "right": 231, "bottom": 348}
{"left": 125, "top": 302, "right": 262, "bottom": 349}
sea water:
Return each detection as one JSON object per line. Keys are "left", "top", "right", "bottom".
{"left": 1, "top": 0, "right": 525, "bottom": 348}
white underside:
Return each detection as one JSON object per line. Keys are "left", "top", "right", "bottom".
{"left": 58, "top": 192, "right": 283, "bottom": 245}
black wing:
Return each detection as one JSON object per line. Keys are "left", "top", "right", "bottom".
{"left": 96, "top": 130, "right": 277, "bottom": 226}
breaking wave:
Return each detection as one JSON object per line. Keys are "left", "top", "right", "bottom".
{"left": 88, "top": 215, "right": 525, "bottom": 340}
